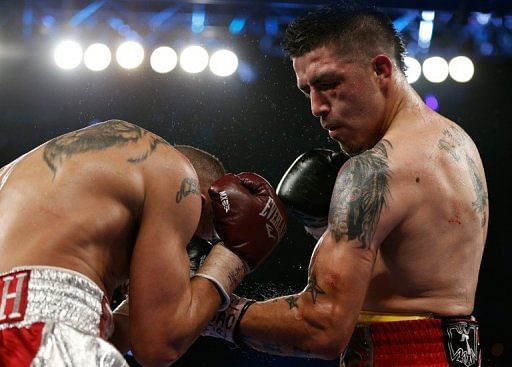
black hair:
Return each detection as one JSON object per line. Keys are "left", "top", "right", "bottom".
{"left": 283, "top": 2, "right": 406, "bottom": 73}
{"left": 174, "top": 145, "right": 225, "bottom": 187}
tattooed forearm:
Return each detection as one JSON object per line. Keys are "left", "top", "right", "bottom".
{"left": 43, "top": 120, "right": 170, "bottom": 177}
{"left": 285, "top": 295, "right": 299, "bottom": 309}
{"left": 305, "top": 274, "right": 325, "bottom": 304}
{"left": 466, "top": 156, "right": 488, "bottom": 227}
{"left": 175, "top": 177, "right": 201, "bottom": 203}
{"left": 328, "top": 139, "right": 392, "bottom": 248}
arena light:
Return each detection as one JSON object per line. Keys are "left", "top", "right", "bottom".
{"left": 84, "top": 43, "right": 111, "bottom": 71}
{"left": 421, "top": 11, "right": 435, "bottom": 22}
{"left": 404, "top": 56, "right": 421, "bottom": 83}
{"left": 191, "top": 6, "right": 205, "bottom": 34}
{"left": 422, "top": 56, "right": 449, "bottom": 83}
{"left": 475, "top": 12, "right": 491, "bottom": 25}
{"left": 54, "top": 40, "right": 82, "bottom": 70}
{"left": 180, "top": 45, "right": 208, "bottom": 74}
{"left": 150, "top": 46, "right": 178, "bottom": 74}
{"left": 448, "top": 56, "right": 474, "bottom": 83}
{"left": 424, "top": 94, "right": 439, "bottom": 111}
{"left": 116, "top": 41, "right": 144, "bottom": 70}
{"left": 418, "top": 20, "right": 434, "bottom": 49}
{"left": 209, "top": 49, "right": 238, "bottom": 77}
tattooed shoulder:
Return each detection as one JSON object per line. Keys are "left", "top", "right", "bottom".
{"left": 328, "top": 139, "right": 392, "bottom": 248}
{"left": 43, "top": 120, "right": 170, "bottom": 178}
{"left": 438, "top": 124, "right": 468, "bottom": 161}
{"left": 466, "top": 155, "right": 488, "bottom": 227}
{"left": 438, "top": 125, "right": 488, "bottom": 226}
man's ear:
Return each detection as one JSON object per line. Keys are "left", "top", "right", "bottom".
{"left": 372, "top": 54, "right": 393, "bottom": 79}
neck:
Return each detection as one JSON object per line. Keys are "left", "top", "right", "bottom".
{"left": 379, "top": 74, "right": 424, "bottom": 137}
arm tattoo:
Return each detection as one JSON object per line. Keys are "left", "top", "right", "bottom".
{"left": 328, "top": 139, "right": 392, "bottom": 248}
{"left": 226, "top": 262, "right": 247, "bottom": 291}
{"left": 284, "top": 295, "right": 299, "bottom": 309}
{"left": 43, "top": 120, "right": 170, "bottom": 177}
{"left": 304, "top": 274, "right": 325, "bottom": 304}
{"left": 175, "top": 177, "right": 201, "bottom": 203}
{"left": 438, "top": 125, "right": 488, "bottom": 226}
{"left": 466, "top": 155, "right": 488, "bottom": 227}
{"left": 438, "top": 126, "right": 465, "bottom": 161}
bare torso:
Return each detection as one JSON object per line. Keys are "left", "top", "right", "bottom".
{"left": 363, "top": 107, "right": 488, "bottom": 316}
{"left": 0, "top": 120, "right": 173, "bottom": 298}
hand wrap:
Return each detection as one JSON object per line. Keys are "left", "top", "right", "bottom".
{"left": 202, "top": 294, "right": 255, "bottom": 344}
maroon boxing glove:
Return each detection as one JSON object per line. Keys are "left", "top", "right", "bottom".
{"left": 208, "top": 172, "right": 287, "bottom": 271}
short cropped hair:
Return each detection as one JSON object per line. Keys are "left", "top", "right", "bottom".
{"left": 174, "top": 145, "right": 225, "bottom": 188}
{"left": 283, "top": 3, "right": 406, "bottom": 73}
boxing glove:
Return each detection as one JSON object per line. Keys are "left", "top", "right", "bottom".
{"left": 208, "top": 172, "right": 288, "bottom": 271}
{"left": 277, "top": 149, "right": 348, "bottom": 240}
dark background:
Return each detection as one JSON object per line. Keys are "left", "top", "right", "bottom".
{"left": 1, "top": 1, "right": 511, "bottom": 366}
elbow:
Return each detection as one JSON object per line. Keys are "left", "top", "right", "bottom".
{"left": 308, "top": 330, "right": 350, "bottom": 360}
{"left": 130, "top": 336, "right": 185, "bottom": 367}
{"left": 303, "top": 305, "right": 354, "bottom": 360}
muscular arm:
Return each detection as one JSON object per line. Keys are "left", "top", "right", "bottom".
{"left": 121, "top": 148, "right": 222, "bottom": 366}
{"left": 237, "top": 140, "right": 398, "bottom": 359}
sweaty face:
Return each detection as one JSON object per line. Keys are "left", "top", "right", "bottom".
{"left": 293, "top": 45, "right": 386, "bottom": 156}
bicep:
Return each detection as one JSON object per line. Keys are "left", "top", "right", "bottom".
{"left": 306, "top": 140, "right": 401, "bottom": 314}
{"left": 328, "top": 139, "right": 397, "bottom": 250}
{"left": 128, "top": 157, "right": 201, "bottom": 338}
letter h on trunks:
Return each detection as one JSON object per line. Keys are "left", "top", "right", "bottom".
{"left": 0, "top": 270, "right": 30, "bottom": 323}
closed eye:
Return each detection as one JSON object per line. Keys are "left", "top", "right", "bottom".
{"left": 316, "top": 81, "right": 339, "bottom": 91}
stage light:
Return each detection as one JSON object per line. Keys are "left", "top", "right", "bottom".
{"left": 404, "top": 56, "right": 421, "bottom": 83}
{"left": 421, "top": 11, "right": 435, "bottom": 22}
{"left": 209, "top": 49, "right": 238, "bottom": 77}
{"left": 418, "top": 20, "right": 434, "bottom": 49}
{"left": 116, "top": 41, "right": 144, "bottom": 69}
{"left": 84, "top": 43, "right": 111, "bottom": 71}
{"left": 475, "top": 12, "right": 491, "bottom": 25}
{"left": 422, "top": 56, "right": 448, "bottom": 83}
{"left": 150, "top": 46, "right": 178, "bottom": 73}
{"left": 480, "top": 42, "right": 494, "bottom": 56}
{"left": 54, "top": 40, "right": 82, "bottom": 70}
{"left": 237, "top": 61, "right": 257, "bottom": 83}
{"left": 449, "top": 56, "right": 474, "bottom": 83}
{"left": 229, "top": 17, "right": 246, "bottom": 34}
{"left": 191, "top": 6, "right": 205, "bottom": 34}
{"left": 180, "top": 45, "right": 208, "bottom": 74}
{"left": 424, "top": 94, "right": 439, "bottom": 111}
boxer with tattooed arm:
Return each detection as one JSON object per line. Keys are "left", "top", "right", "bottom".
{"left": 203, "top": 4, "right": 488, "bottom": 367}
{"left": 0, "top": 119, "right": 286, "bottom": 367}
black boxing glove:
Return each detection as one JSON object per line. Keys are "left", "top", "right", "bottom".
{"left": 187, "top": 236, "right": 214, "bottom": 277}
{"left": 208, "top": 172, "right": 288, "bottom": 271}
{"left": 277, "top": 149, "right": 348, "bottom": 240}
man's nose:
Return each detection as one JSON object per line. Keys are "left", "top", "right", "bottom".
{"left": 310, "top": 89, "right": 329, "bottom": 118}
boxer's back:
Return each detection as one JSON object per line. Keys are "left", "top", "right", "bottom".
{"left": 364, "top": 110, "right": 488, "bottom": 316}
{"left": 0, "top": 120, "right": 174, "bottom": 297}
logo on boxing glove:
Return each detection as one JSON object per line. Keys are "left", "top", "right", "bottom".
{"left": 219, "top": 191, "right": 230, "bottom": 213}
{"left": 259, "top": 197, "right": 286, "bottom": 241}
